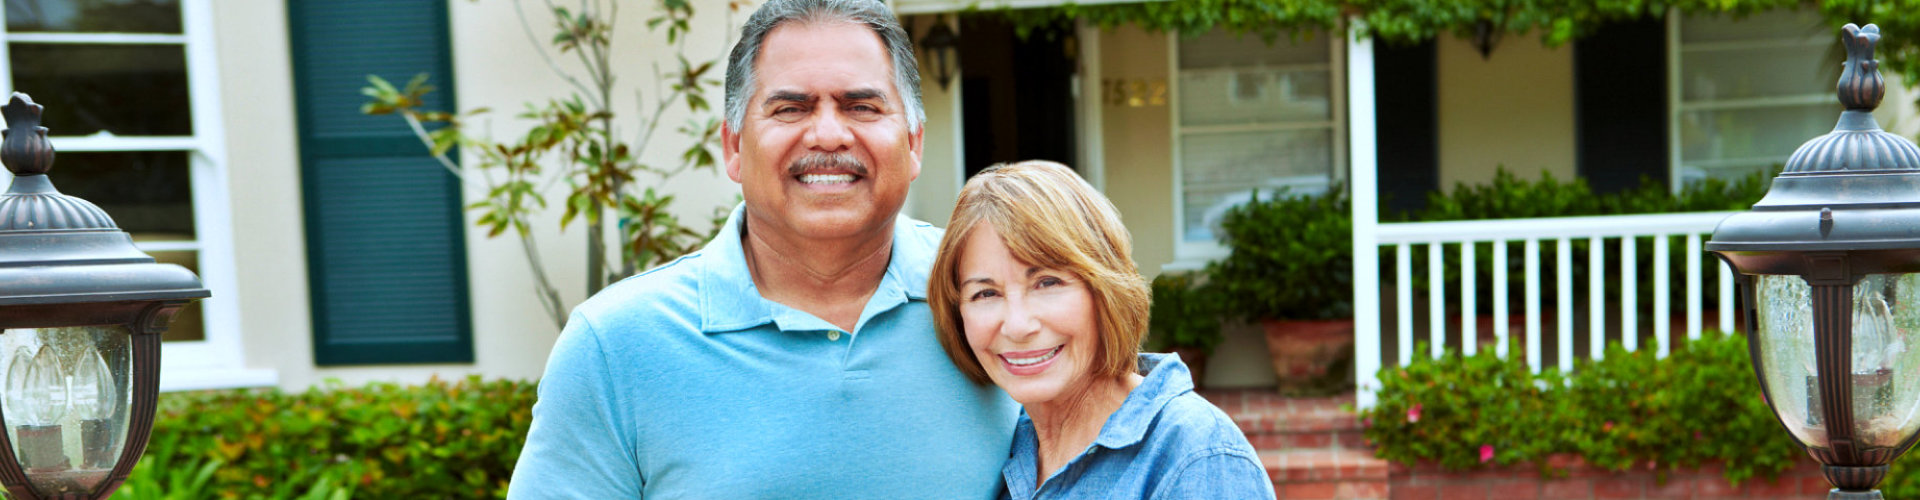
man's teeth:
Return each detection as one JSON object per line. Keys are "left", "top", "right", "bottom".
{"left": 1005, "top": 346, "right": 1061, "bottom": 367}
{"left": 799, "top": 174, "right": 856, "bottom": 184}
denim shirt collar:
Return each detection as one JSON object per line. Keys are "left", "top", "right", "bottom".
{"left": 1093, "top": 353, "right": 1190, "bottom": 449}
{"left": 1003, "top": 353, "right": 1194, "bottom": 498}
{"left": 697, "top": 202, "right": 933, "bottom": 333}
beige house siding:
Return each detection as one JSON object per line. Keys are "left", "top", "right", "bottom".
{"left": 1436, "top": 33, "right": 1577, "bottom": 187}
{"left": 1096, "top": 25, "right": 1175, "bottom": 280}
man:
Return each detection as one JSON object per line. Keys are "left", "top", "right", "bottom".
{"left": 506, "top": 0, "right": 1019, "bottom": 498}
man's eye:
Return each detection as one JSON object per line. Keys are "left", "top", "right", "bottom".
{"left": 773, "top": 106, "right": 805, "bottom": 116}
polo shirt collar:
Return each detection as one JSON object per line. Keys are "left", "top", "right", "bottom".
{"left": 1092, "top": 353, "right": 1190, "bottom": 450}
{"left": 697, "top": 202, "right": 935, "bottom": 333}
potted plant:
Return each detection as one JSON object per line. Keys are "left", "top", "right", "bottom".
{"left": 1207, "top": 187, "right": 1354, "bottom": 396}
{"left": 1147, "top": 273, "right": 1225, "bottom": 389}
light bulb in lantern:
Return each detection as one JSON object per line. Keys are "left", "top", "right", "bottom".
{"left": 2, "top": 346, "right": 26, "bottom": 423}
{"left": 1855, "top": 281, "right": 1898, "bottom": 373}
{"left": 16, "top": 345, "right": 67, "bottom": 427}
{"left": 5, "top": 344, "right": 68, "bottom": 471}
{"left": 67, "top": 345, "right": 111, "bottom": 422}
{"left": 68, "top": 344, "right": 114, "bottom": 469}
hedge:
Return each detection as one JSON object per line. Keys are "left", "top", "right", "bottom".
{"left": 107, "top": 375, "right": 533, "bottom": 500}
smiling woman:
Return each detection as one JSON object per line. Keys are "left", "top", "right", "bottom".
{"left": 928, "top": 160, "right": 1275, "bottom": 499}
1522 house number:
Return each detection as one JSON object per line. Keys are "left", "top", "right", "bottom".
{"left": 1102, "top": 78, "right": 1166, "bottom": 107}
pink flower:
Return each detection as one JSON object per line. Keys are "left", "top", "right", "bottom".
{"left": 1479, "top": 445, "right": 1495, "bottom": 463}
{"left": 1603, "top": 421, "right": 1614, "bottom": 432}
{"left": 1407, "top": 403, "right": 1422, "bottom": 423}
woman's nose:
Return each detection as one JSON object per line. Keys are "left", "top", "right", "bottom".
{"left": 1000, "top": 296, "right": 1042, "bottom": 340}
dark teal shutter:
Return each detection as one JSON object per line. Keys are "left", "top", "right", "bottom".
{"left": 1575, "top": 18, "right": 1668, "bottom": 194}
{"left": 1373, "top": 39, "right": 1437, "bottom": 217}
{"left": 288, "top": 0, "right": 472, "bottom": 365}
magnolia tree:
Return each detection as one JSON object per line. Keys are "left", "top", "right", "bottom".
{"left": 363, "top": 0, "right": 742, "bottom": 329}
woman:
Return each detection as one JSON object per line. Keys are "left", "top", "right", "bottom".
{"left": 929, "top": 161, "right": 1274, "bottom": 499}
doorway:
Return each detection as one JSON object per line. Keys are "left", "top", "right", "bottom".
{"left": 958, "top": 16, "right": 1079, "bottom": 179}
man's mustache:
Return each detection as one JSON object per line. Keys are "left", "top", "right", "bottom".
{"left": 787, "top": 152, "right": 868, "bottom": 177}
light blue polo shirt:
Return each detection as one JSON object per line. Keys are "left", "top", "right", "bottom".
{"left": 508, "top": 204, "right": 1020, "bottom": 499}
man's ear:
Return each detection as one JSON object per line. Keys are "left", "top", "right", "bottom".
{"left": 907, "top": 122, "right": 924, "bottom": 181}
{"left": 722, "top": 121, "right": 744, "bottom": 183}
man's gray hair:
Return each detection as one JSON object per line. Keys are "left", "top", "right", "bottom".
{"left": 724, "top": 0, "right": 925, "bottom": 133}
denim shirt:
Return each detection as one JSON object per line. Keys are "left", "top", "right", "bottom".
{"left": 1001, "top": 353, "right": 1276, "bottom": 500}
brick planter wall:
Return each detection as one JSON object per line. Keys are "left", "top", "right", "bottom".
{"left": 1387, "top": 454, "right": 1828, "bottom": 500}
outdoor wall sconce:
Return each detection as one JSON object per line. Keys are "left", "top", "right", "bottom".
{"left": 1709, "top": 24, "right": 1920, "bottom": 500}
{"left": 919, "top": 15, "right": 959, "bottom": 92}
{"left": 0, "top": 93, "right": 204, "bottom": 499}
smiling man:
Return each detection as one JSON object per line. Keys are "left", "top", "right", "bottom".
{"left": 505, "top": 1, "right": 1019, "bottom": 498}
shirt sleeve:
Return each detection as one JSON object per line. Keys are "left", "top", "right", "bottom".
{"left": 507, "top": 313, "right": 642, "bottom": 499}
{"left": 1151, "top": 449, "right": 1276, "bottom": 500}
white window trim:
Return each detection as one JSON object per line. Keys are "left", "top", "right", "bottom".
{"left": 0, "top": 1, "right": 273, "bottom": 392}
{"left": 1167, "top": 28, "right": 1347, "bottom": 269}
{"left": 1665, "top": 9, "right": 1830, "bottom": 189}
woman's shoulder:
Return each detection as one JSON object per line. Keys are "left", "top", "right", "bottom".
{"left": 1141, "top": 393, "right": 1275, "bottom": 499}
{"left": 1150, "top": 392, "right": 1256, "bottom": 452}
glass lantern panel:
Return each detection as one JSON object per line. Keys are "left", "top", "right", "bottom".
{"left": 1850, "top": 274, "right": 1920, "bottom": 448}
{"left": 1756, "top": 274, "right": 1822, "bottom": 447}
{"left": 0, "top": 326, "right": 133, "bottom": 497}
{"left": 1756, "top": 273, "right": 1920, "bottom": 451}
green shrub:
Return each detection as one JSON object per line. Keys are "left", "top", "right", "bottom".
{"left": 1146, "top": 272, "right": 1226, "bottom": 354}
{"left": 115, "top": 376, "right": 533, "bottom": 499}
{"left": 1361, "top": 332, "right": 1800, "bottom": 485}
{"left": 1209, "top": 187, "right": 1354, "bottom": 321}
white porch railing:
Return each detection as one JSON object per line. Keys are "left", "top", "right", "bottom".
{"left": 1353, "top": 211, "right": 1743, "bottom": 404}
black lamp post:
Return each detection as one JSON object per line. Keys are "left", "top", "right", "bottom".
{"left": 0, "top": 93, "right": 203, "bottom": 498}
{"left": 1709, "top": 24, "right": 1920, "bottom": 500}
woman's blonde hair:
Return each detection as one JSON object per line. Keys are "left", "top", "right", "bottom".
{"left": 928, "top": 160, "right": 1150, "bottom": 385}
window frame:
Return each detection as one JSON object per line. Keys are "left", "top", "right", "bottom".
{"left": 0, "top": 0, "right": 271, "bottom": 391}
{"left": 1168, "top": 29, "right": 1348, "bottom": 266}
{"left": 1665, "top": 8, "right": 1833, "bottom": 188}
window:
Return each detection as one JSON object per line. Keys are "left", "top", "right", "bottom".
{"left": 1173, "top": 29, "right": 1344, "bottom": 260}
{"left": 1671, "top": 9, "right": 1835, "bottom": 186}
{"left": 0, "top": 0, "right": 264, "bottom": 390}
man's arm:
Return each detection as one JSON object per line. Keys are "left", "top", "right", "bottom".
{"left": 507, "top": 313, "right": 642, "bottom": 499}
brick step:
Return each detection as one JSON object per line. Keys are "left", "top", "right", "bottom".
{"left": 1200, "top": 389, "right": 1371, "bottom": 450}
{"left": 1260, "top": 448, "right": 1390, "bottom": 499}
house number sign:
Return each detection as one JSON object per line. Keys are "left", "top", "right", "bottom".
{"left": 1102, "top": 78, "right": 1166, "bottom": 107}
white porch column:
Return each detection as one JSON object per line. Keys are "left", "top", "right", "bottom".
{"left": 1348, "top": 18, "right": 1381, "bottom": 409}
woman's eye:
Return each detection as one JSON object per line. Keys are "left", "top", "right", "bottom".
{"left": 968, "top": 289, "right": 1000, "bottom": 301}
{"left": 1036, "top": 276, "right": 1065, "bottom": 288}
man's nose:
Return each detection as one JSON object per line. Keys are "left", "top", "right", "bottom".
{"left": 804, "top": 107, "right": 854, "bottom": 152}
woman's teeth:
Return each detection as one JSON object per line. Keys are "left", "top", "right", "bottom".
{"left": 1005, "top": 346, "right": 1062, "bottom": 367}
{"left": 800, "top": 174, "right": 856, "bottom": 184}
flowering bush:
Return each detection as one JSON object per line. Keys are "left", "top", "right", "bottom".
{"left": 1360, "top": 332, "right": 1800, "bottom": 485}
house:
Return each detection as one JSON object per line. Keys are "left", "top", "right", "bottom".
{"left": 0, "top": 0, "right": 1900, "bottom": 392}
